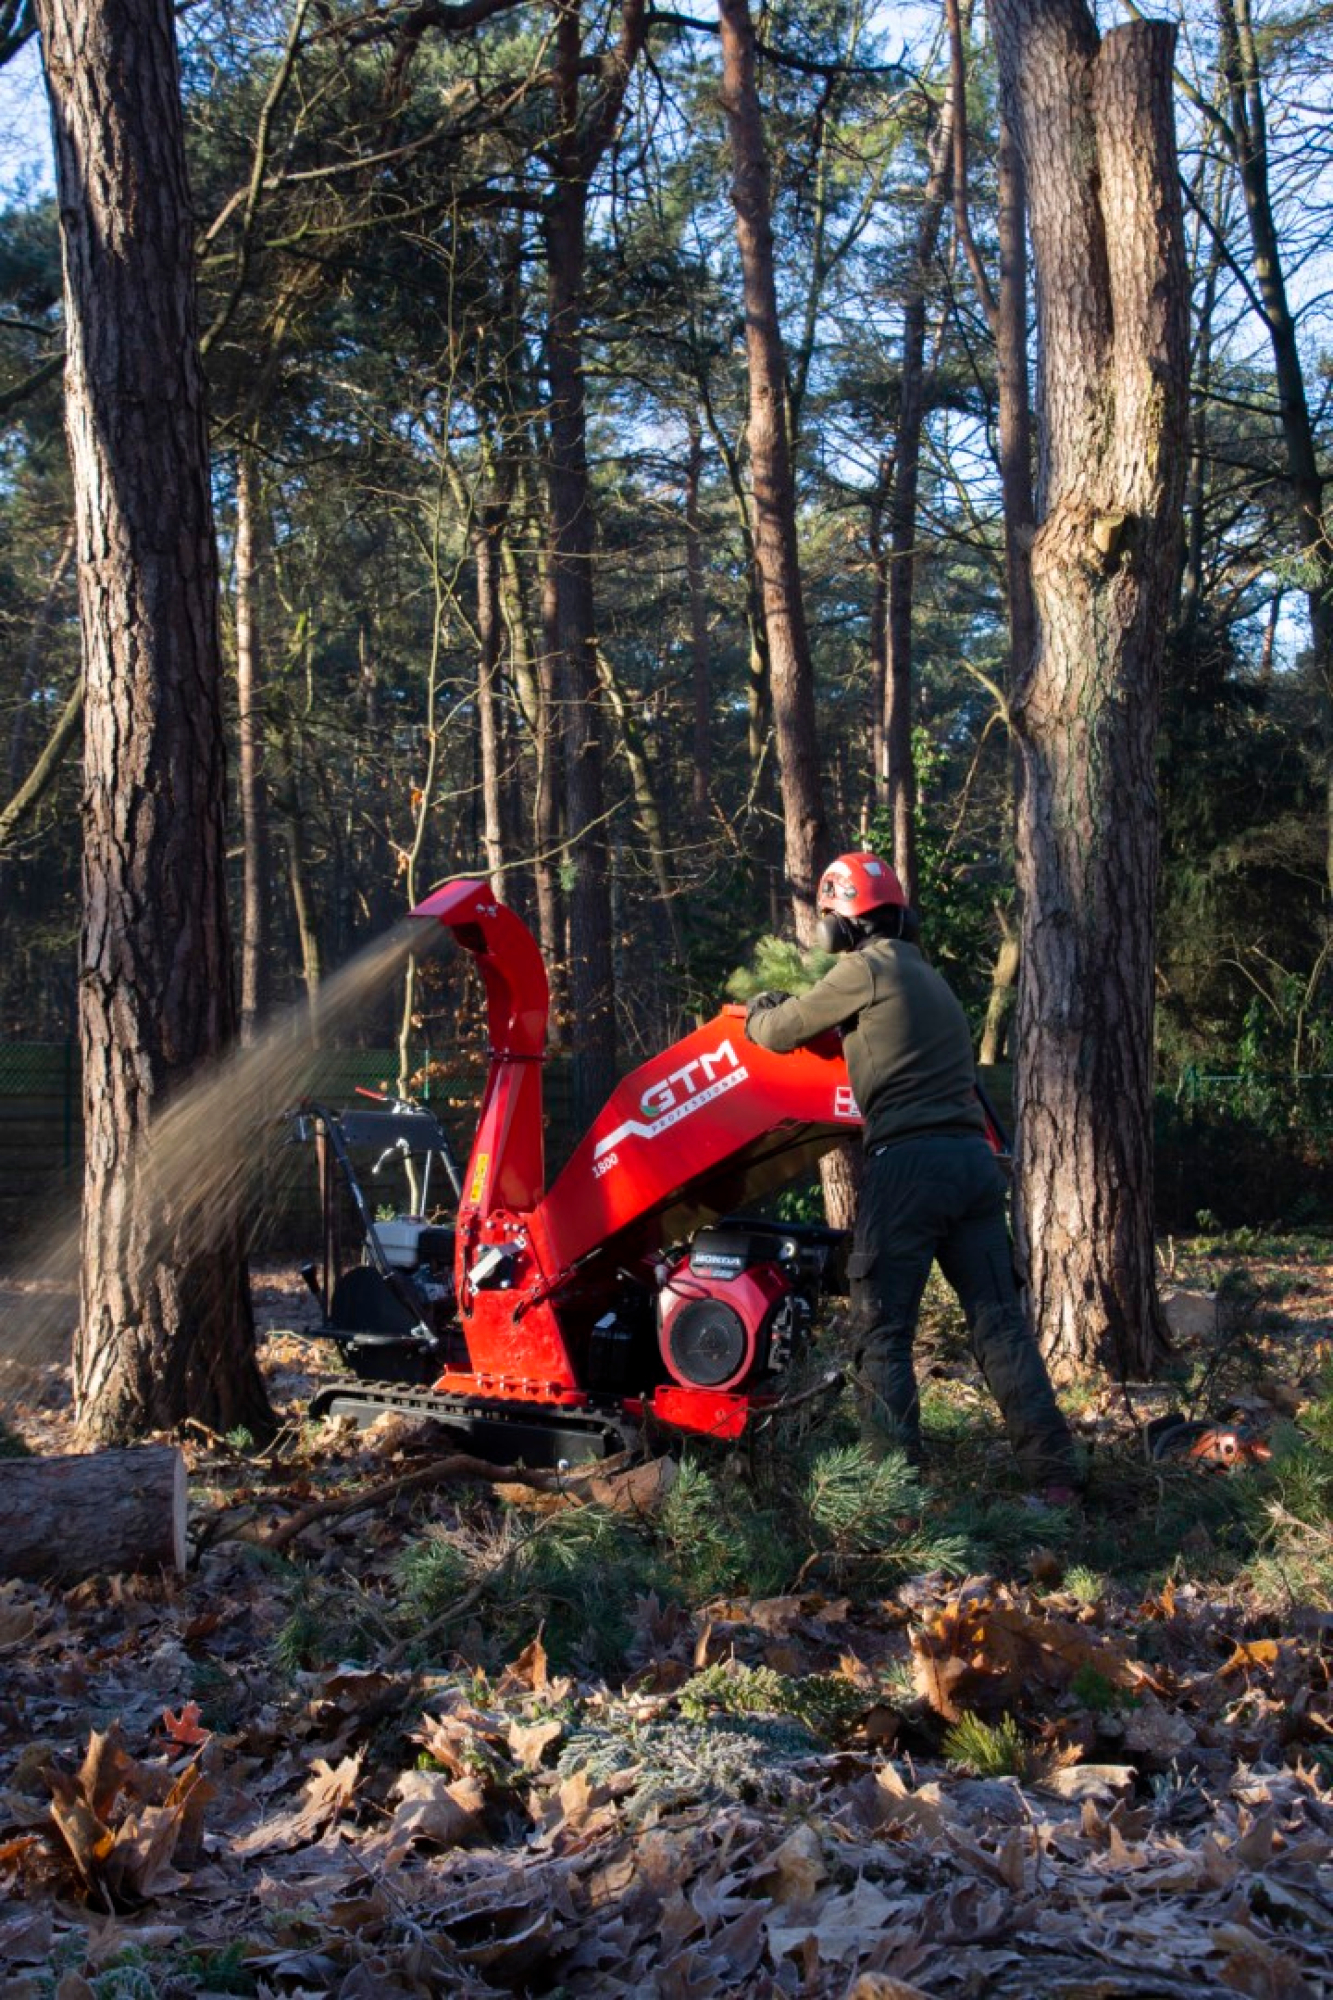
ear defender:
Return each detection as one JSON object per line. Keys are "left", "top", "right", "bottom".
{"left": 817, "top": 912, "right": 862, "bottom": 954}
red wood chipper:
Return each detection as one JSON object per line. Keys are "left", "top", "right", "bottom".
{"left": 298, "top": 879, "right": 868, "bottom": 1463}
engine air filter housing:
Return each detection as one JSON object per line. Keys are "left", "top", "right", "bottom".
{"left": 657, "top": 1253, "right": 790, "bottom": 1392}
{"left": 664, "top": 1298, "right": 750, "bottom": 1387}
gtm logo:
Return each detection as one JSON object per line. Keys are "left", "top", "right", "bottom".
{"left": 594, "top": 1041, "right": 747, "bottom": 1160}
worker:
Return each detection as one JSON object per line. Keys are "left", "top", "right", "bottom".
{"left": 744, "top": 852, "right": 1077, "bottom": 1500}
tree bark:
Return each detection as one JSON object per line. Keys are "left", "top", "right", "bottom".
{"left": 536, "top": 549, "right": 568, "bottom": 1043}
{"left": 1214, "top": 0, "right": 1333, "bottom": 893}
{"left": 867, "top": 469, "right": 890, "bottom": 814}
{"left": 0, "top": 679, "right": 83, "bottom": 857}
{"left": 6, "top": 523, "right": 75, "bottom": 800}
{"left": 474, "top": 500, "right": 508, "bottom": 901}
{"left": 978, "top": 903, "right": 1020, "bottom": 1065}
{"left": 884, "top": 85, "right": 955, "bottom": 907}
{"left": 501, "top": 502, "right": 564, "bottom": 1021}
{"left": 0, "top": 1446, "right": 186, "bottom": 1582}
{"left": 988, "top": 0, "right": 1189, "bottom": 1378}
{"left": 685, "top": 418, "right": 712, "bottom": 818}
{"left": 716, "top": 0, "right": 858, "bottom": 1226}
{"left": 946, "top": 0, "right": 1037, "bottom": 685}
{"left": 235, "top": 446, "right": 270, "bottom": 1043}
{"left": 542, "top": 0, "right": 646, "bottom": 1119}
{"left": 35, "top": 0, "right": 269, "bottom": 1442}
{"left": 717, "top": 0, "right": 827, "bottom": 939}
{"left": 275, "top": 719, "right": 323, "bottom": 1010}
{"left": 993, "top": 111, "right": 1038, "bottom": 684}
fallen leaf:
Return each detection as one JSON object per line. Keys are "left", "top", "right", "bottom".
{"left": 233, "top": 1750, "right": 364, "bottom": 1857}
{"left": 1122, "top": 1697, "right": 1197, "bottom": 1763}
{"left": 161, "top": 1702, "right": 210, "bottom": 1748}
{"left": 0, "top": 1905, "right": 53, "bottom": 1965}
{"left": 1233, "top": 1809, "right": 1277, "bottom": 1869}
{"left": 375, "top": 1769, "right": 487, "bottom": 1859}
{"left": 911, "top": 1584, "right": 1142, "bottom": 1720}
{"left": 767, "top": 1823, "right": 825, "bottom": 1905}
{"left": 1037, "top": 1764, "right": 1137, "bottom": 1804}
{"left": 874, "top": 1763, "right": 957, "bottom": 1839}
{"left": 1219, "top": 1638, "right": 1281, "bottom": 1677}
{"left": 0, "top": 1593, "right": 37, "bottom": 1649}
{"left": 501, "top": 1635, "right": 549, "bottom": 1693}
{"left": 508, "top": 1716, "right": 564, "bottom": 1770}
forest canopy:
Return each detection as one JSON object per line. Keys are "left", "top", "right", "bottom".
{"left": 0, "top": 0, "right": 1330, "bottom": 1148}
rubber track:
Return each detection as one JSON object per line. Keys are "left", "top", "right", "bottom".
{"left": 306, "top": 1378, "right": 631, "bottom": 1464}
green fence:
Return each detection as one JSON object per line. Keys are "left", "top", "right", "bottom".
{"left": 5, "top": 1042, "right": 1329, "bottom": 1263}
{"left": 1156, "top": 1070, "right": 1333, "bottom": 1231}
{"left": 0, "top": 1040, "right": 81, "bottom": 1247}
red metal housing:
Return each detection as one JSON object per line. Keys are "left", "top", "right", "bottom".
{"left": 410, "top": 880, "right": 863, "bottom": 1438}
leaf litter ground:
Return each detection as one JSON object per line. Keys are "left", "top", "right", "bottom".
{"left": 2, "top": 1239, "right": 1333, "bottom": 1997}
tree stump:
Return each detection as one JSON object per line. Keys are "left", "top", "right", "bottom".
{"left": 0, "top": 1447, "right": 187, "bottom": 1582}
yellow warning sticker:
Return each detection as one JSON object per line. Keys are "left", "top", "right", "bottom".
{"left": 469, "top": 1152, "right": 490, "bottom": 1205}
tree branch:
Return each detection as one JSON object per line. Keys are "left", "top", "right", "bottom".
{"left": 0, "top": 680, "right": 83, "bottom": 856}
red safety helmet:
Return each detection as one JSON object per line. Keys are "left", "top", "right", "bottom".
{"left": 817, "top": 852, "right": 907, "bottom": 918}
{"left": 816, "top": 852, "right": 908, "bottom": 953}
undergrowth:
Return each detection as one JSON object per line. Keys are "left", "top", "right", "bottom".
{"left": 266, "top": 1306, "right": 1333, "bottom": 1679}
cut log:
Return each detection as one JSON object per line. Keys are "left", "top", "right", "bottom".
{"left": 0, "top": 1446, "right": 187, "bottom": 1582}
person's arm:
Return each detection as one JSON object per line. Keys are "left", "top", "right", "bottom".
{"left": 744, "top": 952, "right": 874, "bottom": 1052}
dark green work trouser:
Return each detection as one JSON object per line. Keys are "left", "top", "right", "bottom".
{"left": 847, "top": 1134, "right": 1075, "bottom": 1486}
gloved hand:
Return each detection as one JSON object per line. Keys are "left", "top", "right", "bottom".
{"left": 744, "top": 990, "right": 787, "bottom": 1031}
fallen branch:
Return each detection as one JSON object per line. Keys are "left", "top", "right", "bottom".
{"left": 258, "top": 1453, "right": 564, "bottom": 1552}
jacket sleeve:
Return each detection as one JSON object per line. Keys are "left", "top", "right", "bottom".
{"left": 743, "top": 953, "right": 874, "bottom": 1052}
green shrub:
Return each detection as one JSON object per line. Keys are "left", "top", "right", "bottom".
{"left": 942, "top": 1709, "right": 1028, "bottom": 1778}
{"left": 677, "top": 1660, "right": 865, "bottom": 1740}
{"left": 394, "top": 1528, "right": 471, "bottom": 1620}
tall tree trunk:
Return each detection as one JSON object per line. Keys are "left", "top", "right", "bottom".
{"left": 978, "top": 902, "right": 1020, "bottom": 1065}
{"left": 717, "top": 0, "right": 828, "bottom": 938}
{"left": 988, "top": 0, "right": 1189, "bottom": 1378}
{"left": 1214, "top": 0, "right": 1333, "bottom": 893}
{"left": 235, "top": 445, "right": 269, "bottom": 1043}
{"left": 474, "top": 501, "right": 508, "bottom": 900}
{"left": 596, "top": 645, "right": 682, "bottom": 955}
{"left": 718, "top": 0, "right": 858, "bottom": 1227}
{"left": 1177, "top": 156, "right": 1224, "bottom": 639}
{"left": 993, "top": 111, "right": 1038, "bottom": 683}
{"left": 947, "top": 3, "right": 1035, "bottom": 1061}
{"left": 6, "top": 523, "right": 75, "bottom": 798}
{"left": 536, "top": 553, "right": 569, "bottom": 1045}
{"left": 867, "top": 470, "right": 890, "bottom": 815}
{"left": 275, "top": 721, "right": 323, "bottom": 1011}
{"left": 685, "top": 418, "right": 712, "bottom": 818}
{"left": 35, "top": 0, "right": 268, "bottom": 1441}
{"left": 541, "top": 0, "right": 646, "bottom": 1118}
{"left": 884, "top": 86, "right": 956, "bottom": 906}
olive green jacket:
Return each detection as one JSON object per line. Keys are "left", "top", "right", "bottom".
{"left": 744, "top": 938, "right": 985, "bottom": 1150}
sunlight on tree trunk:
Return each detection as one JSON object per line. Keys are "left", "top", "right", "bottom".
{"left": 35, "top": 0, "right": 269, "bottom": 1441}
{"left": 989, "top": 0, "right": 1189, "bottom": 1378}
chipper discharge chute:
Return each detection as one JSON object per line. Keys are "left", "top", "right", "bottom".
{"left": 301, "top": 879, "right": 867, "bottom": 1462}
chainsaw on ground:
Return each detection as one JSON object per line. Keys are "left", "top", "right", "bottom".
{"left": 292, "top": 880, "right": 873, "bottom": 1465}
